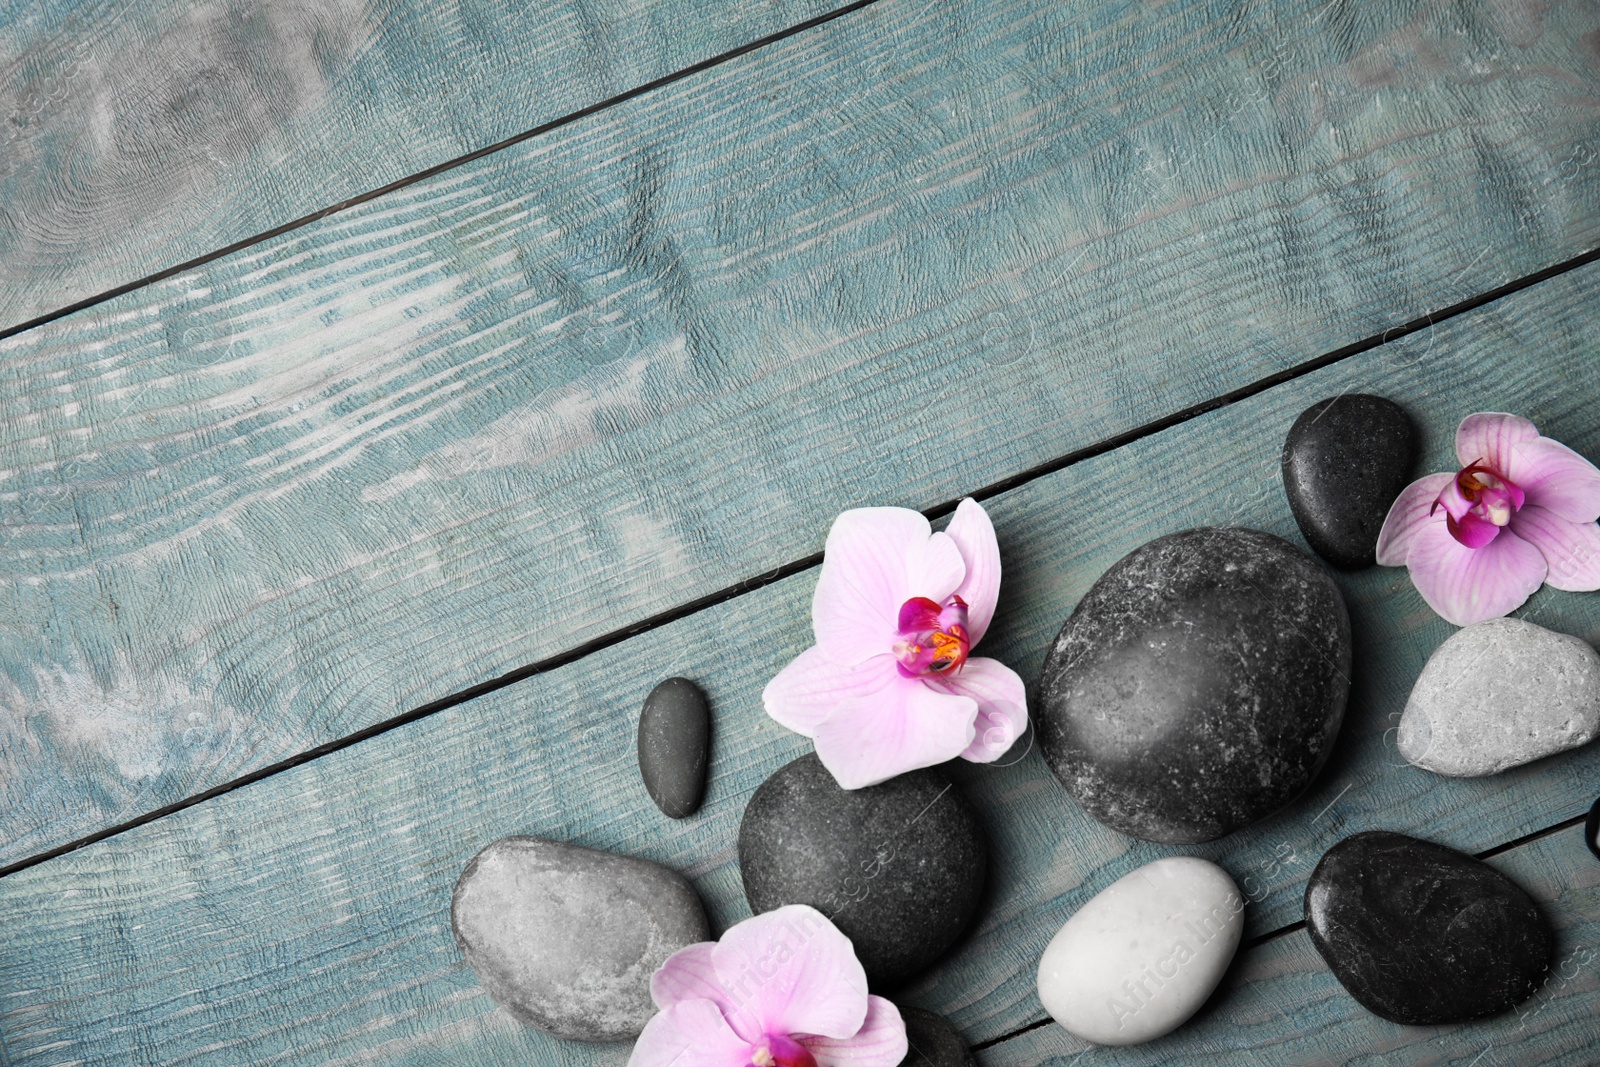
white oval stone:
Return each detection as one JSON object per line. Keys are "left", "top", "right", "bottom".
{"left": 1036, "top": 856, "right": 1243, "bottom": 1045}
{"left": 1397, "top": 617, "right": 1600, "bottom": 777}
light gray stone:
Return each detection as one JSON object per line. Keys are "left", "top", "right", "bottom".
{"left": 1398, "top": 617, "right": 1600, "bottom": 777}
{"left": 451, "top": 836, "right": 709, "bottom": 1041}
{"left": 1036, "top": 856, "right": 1243, "bottom": 1046}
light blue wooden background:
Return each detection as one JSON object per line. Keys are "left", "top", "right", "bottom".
{"left": 1, "top": 0, "right": 1598, "bottom": 1063}
{"left": 4, "top": 0, "right": 1599, "bottom": 868}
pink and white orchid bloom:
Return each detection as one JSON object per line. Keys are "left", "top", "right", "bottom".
{"left": 763, "top": 498, "right": 1028, "bottom": 789}
{"left": 628, "top": 905, "right": 907, "bottom": 1067}
{"left": 1376, "top": 412, "right": 1600, "bottom": 625}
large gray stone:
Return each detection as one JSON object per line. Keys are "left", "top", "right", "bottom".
{"left": 1038, "top": 527, "right": 1351, "bottom": 844}
{"left": 1398, "top": 618, "right": 1600, "bottom": 777}
{"left": 451, "top": 836, "right": 709, "bottom": 1041}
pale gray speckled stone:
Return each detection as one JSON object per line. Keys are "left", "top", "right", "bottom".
{"left": 1398, "top": 617, "right": 1600, "bottom": 777}
{"left": 451, "top": 836, "right": 709, "bottom": 1041}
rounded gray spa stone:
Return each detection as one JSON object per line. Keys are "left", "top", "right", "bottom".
{"left": 1281, "top": 394, "right": 1416, "bottom": 570}
{"left": 738, "top": 753, "right": 987, "bottom": 989}
{"left": 451, "top": 836, "right": 709, "bottom": 1041}
{"left": 1398, "top": 617, "right": 1600, "bottom": 777}
{"left": 1038, "top": 527, "right": 1351, "bottom": 844}
{"left": 638, "top": 677, "right": 711, "bottom": 818}
{"left": 898, "top": 1007, "right": 976, "bottom": 1066}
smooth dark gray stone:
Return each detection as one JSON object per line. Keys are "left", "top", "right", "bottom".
{"left": 738, "top": 753, "right": 987, "bottom": 989}
{"left": 1038, "top": 527, "right": 1351, "bottom": 844}
{"left": 637, "top": 677, "right": 711, "bottom": 818}
{"left": 898, "top": 1007, "right": 977, "bottom": 1066}
{"left": 452, "top": 836, "right": 709, "bottom": 1041}
{"left": 1281, "top": 394, "right": 1416, "bottom": 569}
{"left": 1305, "top": 831, "right": 1552, "bottom": 1025}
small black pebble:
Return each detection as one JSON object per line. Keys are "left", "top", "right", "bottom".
{"left": 898, "top": 1007, "right": 976, "bottom": 1066}
{"left": 1281, "top": 394, "right": 1416, "bottom": 569}
{"left": 637, "top": 678, "right": 710, "bottom": 818}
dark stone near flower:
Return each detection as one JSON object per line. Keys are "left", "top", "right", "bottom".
{"left": 1037, "top": 527, "right": 1350, "bottom": 844}
{"left": 1588, "top": 796, "right": 1600, "bottom": 862}
{"left": 738, "top": 753, "right": 987, "bottom": 989}
{"left": 452, "top": 836, "right": 709, "bottom": 1041}
{"left": 637, "top": 677, "right": 711, "bottom": 818}
{"left": 898, "top": 1007, "right": 977, "bottom": 1066}
{"left": 1304, "top": 831, "right": 1551, "bottom": 1025}
{"left": 1281, "top": 394, "right": 1416, "bottom": 569}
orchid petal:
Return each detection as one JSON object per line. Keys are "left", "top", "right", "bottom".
{"left": 649, "top": 942, "right": 769, "bottom": 1042}
{"left": 651, "top": 942, "right": 727, "bottom": 1009}
{"left": 913, "top": 531, "right": 968, "bottom": 604}
{"left": 804, "top": 996, "right": 909, "bottom": 1067}
{"left": 1509, "top": 437, "right": 1600, "bottom": 523}
{"left": 1404, "top": 519, "right": 1547, "bottom": 625}
{"left": 944, "top": 498, "right": 1001, "bottom": 646}
{"left": 812, "top": 680, "right": 978, "bottom": 789}
{"left": 1456, "top": 412, "right": 1539, "bottom": 471}
{"left": 1432, "top": 475, "right": 1473, "bottom": 522}
{"left": 627, "top": 998, "right": 752, "bottom": 1067}
{"left": 1510, "top": 506, "right": 1600, "bottom": 592}
{"left": 1375, "top": 473, "right": 1454, "bottom": 566}
{"left": 764, "top": 647, "right": 902, "bottom": 738}
{"left": 710, "top": 905, "right": 869, "bottom": 1042}
{"left": 930, "top": 657, "right": 1029, "bottom": 763}
{"left": 812, "top": 509, "right": 964, "bottom": 666}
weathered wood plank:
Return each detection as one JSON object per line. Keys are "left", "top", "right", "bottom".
{"left": 5, "top": 0, "right": 1600, "bottom": 864}
{"left": 0, "top": 0, "right": 841, "bottom": 329}
{"left": 978, "top": 823, "right": 1600, "bottom": 1066}
{"left": 3, "top": 266, "right": 1599, "bottom": 1063}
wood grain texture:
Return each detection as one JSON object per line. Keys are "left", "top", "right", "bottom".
{"left": 3, "top": 265, "right": 1599, "bottom": 1064}
{"left": 979, "top": 823, "right": 1600, "bottom": 1066}
{"left": 0, "top": 0, "right": 842, "bottom": 328}
{"left": 5, "top": 0, "right": 1600, "bottom": 865}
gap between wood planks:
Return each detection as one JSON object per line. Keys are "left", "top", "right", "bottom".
{"left": 0, "top": 0, "right": 890, "bottom": 343}
{"left": 2, "top": 244, "right": 1597, "bottom": 884}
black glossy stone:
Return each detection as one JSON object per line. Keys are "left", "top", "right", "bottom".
{"left": 637, "top": 677, "right": 710, "bottom": 818}
{"left": 1587, "top": 796, "right": 1600, "bottom": 862}
{"left": 1281, "top": 394, "right": 1416, "bottom": 569}
{"left": 1305, "top": 831, "right": 1552, "bottom": 1025}
{"left": 738, "top": 753, "right": 987, "bottom": 989}
{"left": 898, "top": 1007, "right": 976, "bottom": 1067}
{"left": 1038, "top": 527, "right": 1350, "bottom": 844}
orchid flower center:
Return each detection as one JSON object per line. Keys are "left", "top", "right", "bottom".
{"left": 893, "top": 594, "right": 971, "bottom": 678}
{"left": 750, "top": 1034, "right": 818, "bottom": 1067}
{"left": 1431, "top": 460, "right": 1527, "bottom": 549}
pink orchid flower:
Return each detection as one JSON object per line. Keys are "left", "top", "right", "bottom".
{"left": 1376, "top": 412, "right": 1600, "bottom": 625}
{"left": 628, "top": 904, "right": 907, "bottom": 1067}
{"left": 763, "top": 499, "right": 1028, "bottom": 789}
